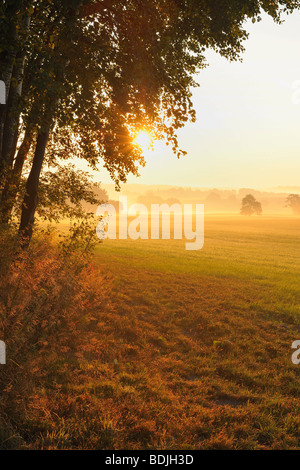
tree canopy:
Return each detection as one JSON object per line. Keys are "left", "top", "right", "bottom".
{"left": 285, "top": 194, "right": 300, "bottom": 215}
{"left": 240, "top": 194, "right": 262, "bottom": 216}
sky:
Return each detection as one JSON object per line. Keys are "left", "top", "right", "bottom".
{"left": 89, "top": 10, "right": 300, "bottom": 190}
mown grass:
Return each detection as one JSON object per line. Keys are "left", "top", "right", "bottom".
{"left": 1, "top": 215, "right": 299, "bottom": 449}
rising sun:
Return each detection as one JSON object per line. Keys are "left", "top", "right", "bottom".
{"left": 133, "top": 130, "right": 152, "bottom": 152}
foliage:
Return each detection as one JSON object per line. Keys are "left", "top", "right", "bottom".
{"left": 10, "top": 162, "right": 103, "bottom": 223}
{"left": 240, "top": 194, "right": 262, "bottom": 216}
{"left": 285, "top": 194, "right": 300, "bottom": 215}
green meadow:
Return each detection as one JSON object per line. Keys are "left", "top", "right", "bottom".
{"left": 98, "top": 215, "right": 300, "bottom": 319}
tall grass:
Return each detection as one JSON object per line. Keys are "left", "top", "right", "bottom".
{"left": 0, "top": 225, "right": 112, "bottom": 448}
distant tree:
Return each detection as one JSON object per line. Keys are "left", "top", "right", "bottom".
{"left": 285, "top": 194, "right": 300, "bottom": 215}
{"left": 240, "top": 194, "right": 262, "bottom": 216}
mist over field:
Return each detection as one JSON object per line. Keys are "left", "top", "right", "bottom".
{"left": 91, "top": 184, "right": 300, "bottom": 215}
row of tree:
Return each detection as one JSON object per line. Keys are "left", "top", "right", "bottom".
{"left": 1, "top": 0, "right": 299, "bottom": 246}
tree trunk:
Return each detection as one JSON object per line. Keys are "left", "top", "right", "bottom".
{"left": 1, "top": 15, "right": 31, "bottom": 175}
{"left": 0, "top": 126, "right": 34, "bottom": 223}
{"left": 19, "top": 130, "right": 49, "bottom": 247}
{"left": 17, "top": 1, "right": 82, "bottom": 247}
{"left": 0, "top": 2, "right": 19, "bottom": 162}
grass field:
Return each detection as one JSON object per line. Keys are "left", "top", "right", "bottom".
{"left": 4, "top": 215, "right": 299, "bottom": 449}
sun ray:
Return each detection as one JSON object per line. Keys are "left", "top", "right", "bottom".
{"left": 133, "top": 130, "right": 152, "bottom": 152}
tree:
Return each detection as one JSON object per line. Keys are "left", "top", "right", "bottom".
{"left": 0, "top": 0, "right": 299, "bottom": 245}
{"left": 240, "top": 194, "right": 262, "bottom": 216}
{"left": 0, "top": 0, "right": 33, "bottom": 178}
{"left": 285, "top": 194, "right": 300, "bottom": 215}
